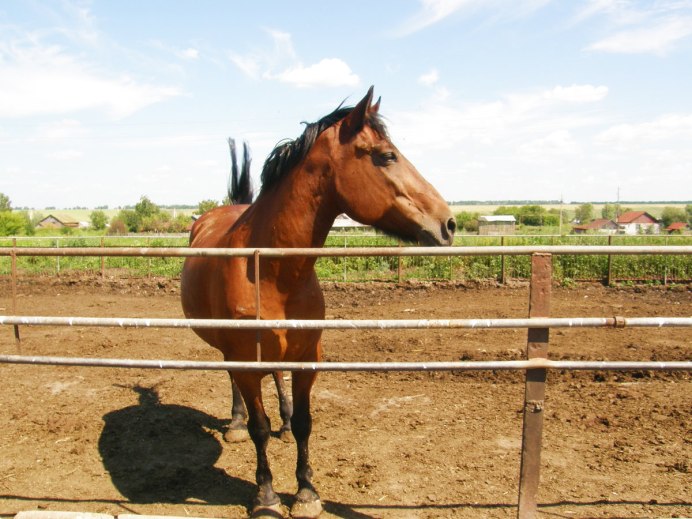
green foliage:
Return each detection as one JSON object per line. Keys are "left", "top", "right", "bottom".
{"left": 574, "top": 203, "right": 593, "bottom": 223}
{"left": 601, "top": 204, "right": 631, "bottom": 220}
{"left": 494, "top": 205, "right": 548, "bottom": 226}
{"left": 198, "top": 199, "right": 219, "bottom": 214}
{"left": 455, "top": 211, "right": 480, "bottom": 233}
{"left": 686, "top": 204, "right": 692, "bottom": 224}
{"left": 0, "top": 193, "right": 11, "bottom": 212}
{"left": 134, "top": 196, "right": 159, "bottom": 218}
{"left": 90, "top": 210, "right": 108, "bottom": 230}
{"left": 660, "top": 207, "right": 687, "bottom": 227}
{"left": 0, "top": 211, "right": 27, "bottom": 236}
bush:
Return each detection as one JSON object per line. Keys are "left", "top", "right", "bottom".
{"left": 0, "top": 212, "right": 27, "bottom": 236}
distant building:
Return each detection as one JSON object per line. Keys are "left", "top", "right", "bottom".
{"left": 665, "top": 222, "right": 688, "bottom": 234}
{"left": 616, "top": 211, "right": 660, "bottom": 235}
{"left": 332, "top": 214, "right": 368, "bottom": 230}
{"left": 478, "top": 215, "right": 516, "bottom": 235}
{"left": 36, "top": 214, "right": 80, "bottom": 229}
{"left": 571, "top": 218, "right": 618, "bottom": 235}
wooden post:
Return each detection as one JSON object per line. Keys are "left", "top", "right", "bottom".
{"left": 517, "top": 253, "right": 552, "bottom": 518}
{"left": 100, "top": 236, "right": 106, "bottom": 278}
{"left": 501, "top": 236, "right": 507, "bottom": 284}
{"left": 607, "top": 234, "right": 613, "bottom": 286}
{"left": 11, "top": 238, "right": 20, "bottom": 348}
{"left": 254, "top": 250, "right": 262, "bottom": 362}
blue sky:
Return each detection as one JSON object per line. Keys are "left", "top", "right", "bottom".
{"left": 1, "top": 0, "right": 691, "bottom": 209}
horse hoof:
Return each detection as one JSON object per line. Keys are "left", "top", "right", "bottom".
{"left": 291, "top": 489, "right": 322, "bottom": 518}
{"left": 251, "top": 502, "right": 285, "bottom": 518}
{"left": 279, "top": 428, "right": 293, "bottom": 443}
{"left": 290, "top": 498, "right": 322, "bottom": 518}
{"left": 224, "top": 427, "right": 250, "bottom": 443}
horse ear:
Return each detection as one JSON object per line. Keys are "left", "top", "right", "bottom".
{"left": 371, "top": 96, "right": 381, "bottom": 114}
{"left": 339, "top": 85, "right": 375, "bottom": 142}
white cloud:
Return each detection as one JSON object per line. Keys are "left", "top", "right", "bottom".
{"left": 418, "top": 68, "right": 439, "bottom": 87}
{"left": 395, "top": 0, "right": 552, "bottom": 36}
{"left": 597, "top": 113, "right": 692, "bottom": 146}
{"left": 230, "top": 30, "right": 359, "bottom": 88}
{"left": 0, "top": 42, "right": 181, "bottom": 118}
{"left": 543, "top": 84, "right": 608, "bottom": 103}
{"left": 178, "top": 47, "right": 199, "bottom": 60}
{"left": 271, "top": 58, "right": 359, "bottom": 88}
{"left": 396, "top": 0, "right": 480, "bottom": 35}
{"left": 587, "top": 16, "right": 692, "bottom": 54}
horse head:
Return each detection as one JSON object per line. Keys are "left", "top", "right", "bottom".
{"left": 331, "top": 86, "right": 456, "bottom": 246}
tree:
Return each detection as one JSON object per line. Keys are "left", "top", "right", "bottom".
{"left": 0, "top": 193, "right": 11, "bottom": 212}
{"left": 574, "top": 203, "right": 593, "bottom": 224}
{"left": 0, "top": 212, "right": 26, "bottom": 236}
{"left": 114, "top": 209, "right": 140, "bottom": 232}
{"left": 686, "top": 204, "right": 692, "bottom": 225}
{"left": 198, "top": 199, "right": 218, "bottom": 215}
{"left": 517, "top": 205, "right": 547, "bottom": 226}
{"left": 455, "top": 211, "right": 480, "bottom": 233}
{"left": 601, "top": 204, "right": 630, "bottom": 221}
{"left": 134, "top": 196, "right": 159, "bottom": 219}
{"left": 660, "top": 207, "right": 687, "bottom": 228}
{"left": 90, "top": 210, "right": 108, "bottom": 231}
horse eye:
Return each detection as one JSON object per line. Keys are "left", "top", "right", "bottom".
{"left": 376, "top": 151, "right": 397, "bottom": 165}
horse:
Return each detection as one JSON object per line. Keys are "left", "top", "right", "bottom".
{"left": 223, "top": 137, "right": 293, "bottom": 443}
{"left": 181, "top": 86, "right": 456, "bottom": 518}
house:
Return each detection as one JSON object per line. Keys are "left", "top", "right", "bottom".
{"left": 332, "top": 213, "right": 368, "bottom": 230}
{"left": 665, "top": 222, "right": 688, "bottom": 234}
{"left": 571, "top": 218, "right": 618, "bottom": 235}
{"left": 478, "top": 215, "right": 516, "bottom": 235}
{"left": 616, "top": 211, "right": 660, "bottom": 235}
{"left": 36, "top": 214, "right": 80, "bottom": 229}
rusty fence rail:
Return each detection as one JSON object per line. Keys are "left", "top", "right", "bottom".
{"left": 1, "top": 244, "right": 691, "bottom": 257}
{"left": 1, "top": 245, "right": 691, "bottom": 519}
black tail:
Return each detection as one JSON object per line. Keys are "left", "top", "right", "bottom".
{"left": 227, "top": 138, "right": 254, "bottom": 205}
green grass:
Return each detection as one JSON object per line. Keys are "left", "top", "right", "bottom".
{"left": 1, "top": 232, "right": 690, "bottom": 284}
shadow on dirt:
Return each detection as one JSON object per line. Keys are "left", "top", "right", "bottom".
{"left": 98, "top": 385, "right": 256, "bottom": 506}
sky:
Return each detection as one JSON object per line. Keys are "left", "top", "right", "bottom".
{"left": 1, "top": 0, "right": 691, "bottom": 210}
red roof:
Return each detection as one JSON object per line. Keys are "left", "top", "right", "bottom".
{"left": 617, "top": 211, "right": 657, "bottom": 224}
{"left": 666, "top": 222, "right": 687, "bottom": 231}
{"left": 572, "top": 218, "right": 616, "bottom": 231}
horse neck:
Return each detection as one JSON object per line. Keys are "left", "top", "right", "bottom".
{"left": 245, "top": 155, "right": 338, "bottom": 251}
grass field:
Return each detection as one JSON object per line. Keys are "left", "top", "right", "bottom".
{"left": 24, "top": 202, "right": 689, "bottom": 225}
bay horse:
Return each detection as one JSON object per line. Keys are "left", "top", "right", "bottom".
{"left": 181, "top": 86, "right": 455, "bottom": 518}
{"left": 224, "top": 137, "right": 293, "bottom": 443}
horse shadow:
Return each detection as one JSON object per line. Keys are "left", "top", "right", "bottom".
{"left": 98, "top": 385, "right": 255, "bottom": 506}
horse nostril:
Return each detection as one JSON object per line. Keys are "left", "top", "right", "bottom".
{"left": 447, "top": 217, "right": 457, "bottom": 235}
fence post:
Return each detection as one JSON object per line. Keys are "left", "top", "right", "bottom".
{"left": 501, "top": 236, "right": 507, "bottom": 284}
{"left": 607, "top": 235, "right": 613, "bottom": 286}
{"left": 11, "top": 238, "right": 21, "bottom": 348}
{"left": 100, "top": 236, "right": 106, "bottom": 278}
{"left": 517, "top": 253, "right": 552, "bottom": 518}
{"left": 254, "top": 249, "right": 262, "bottom": 362}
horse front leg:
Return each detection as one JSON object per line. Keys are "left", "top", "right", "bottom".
{"left": 272, "top": 371, "right": 293, "bottom": 442}
{"left": 290, "top": 371, "right": 322, "bottom": 518}
{"left": 233, "top": 373, "right": 282, "bottom": 518}
{"left": 224, "top": 373, "right": 250, "bottom": 443}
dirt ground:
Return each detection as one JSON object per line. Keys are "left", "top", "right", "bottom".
{"left": 0, "top": 274, "right": 690, "bottom": 519}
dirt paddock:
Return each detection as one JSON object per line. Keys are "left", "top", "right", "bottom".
{"left": 0, "top": 275, "right": 690, "bottom": 518}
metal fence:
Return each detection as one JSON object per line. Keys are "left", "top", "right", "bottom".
{"left": 2, "top": 234, "right": 691, "bottom": 283}
{"left": 0, "top": 245, "right": 691, "bottom": 519}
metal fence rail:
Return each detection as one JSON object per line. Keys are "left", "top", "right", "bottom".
{"left": 1, "top": 354, "right": 689, "bottom": 372}
{"left": 1, "top": 244, "right": 691, "bottom": 257}
{"left": 1, "top": 314, "right": 691, "bottom": 330}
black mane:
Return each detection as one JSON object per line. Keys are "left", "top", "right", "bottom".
{"left": 259, "top": 104, "right": 388, "bottom": 194}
